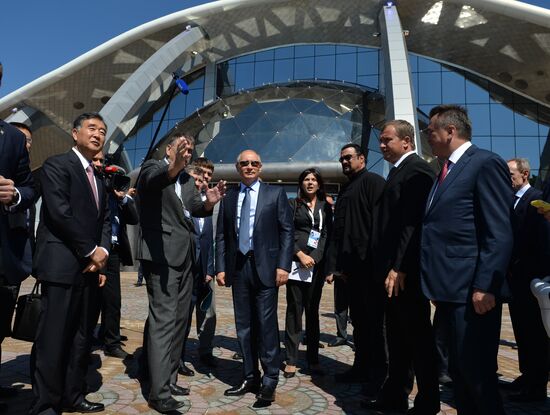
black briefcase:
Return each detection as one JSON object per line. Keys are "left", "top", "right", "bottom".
{"left": 11, "top": 281, "right": 42, "bottom": 342}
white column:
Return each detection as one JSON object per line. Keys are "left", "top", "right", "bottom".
{"left": 203, "top": 62, "right": 217, "bottom": 106}
{"left": 378, "top": 4, "right": 421, "bottom": 154}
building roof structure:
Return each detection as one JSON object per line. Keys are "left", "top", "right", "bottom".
{"left": 1, "top": 0, "right": 549, "bottom": 169}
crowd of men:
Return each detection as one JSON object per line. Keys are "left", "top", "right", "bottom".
{"left": 0, "top": 56, "right": 548, "bottom": 415}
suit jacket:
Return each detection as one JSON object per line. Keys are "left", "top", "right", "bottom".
{"left": 216, "top": 182, "right": 294, "bottom": 287}
{"left": 136, "top": 159, "right": 211, "bottom": 268}
{"left": 374, "top": 153, "right": 435, "bottom": 282}
{"left": 509, "top": 186, "right": 550, "bottom": 279}
{"left": 110, "top": 194, "right": 139, "bottom": 266}
{"left": 34, "top": 150, "right": 111, "bottom": 284}
{"left": 420, "top": 145, "right": 514, "bottom": 303}
{"left": 0, "top": 120, "right": 35, "bottom": 284}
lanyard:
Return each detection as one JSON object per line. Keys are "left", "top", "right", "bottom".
{"left": 306, "top": 204, "right": 323, "bottom": 232}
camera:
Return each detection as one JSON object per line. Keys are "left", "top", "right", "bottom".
{"left": 101, "top": 164, "right": 131, "bottom": 192}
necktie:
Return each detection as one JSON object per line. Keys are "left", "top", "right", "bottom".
{"left": 239, "top": 187, "right": 251, "bottom": 254}
{"left": 86, "top": 164, "right": 99, "bottom": 209}
{"left": 438, "top": 160, "right": 450, "bottom": 185}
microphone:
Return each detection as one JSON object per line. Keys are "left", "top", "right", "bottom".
{"left": 172, "top": 73, "right": 190, "bottom": 95}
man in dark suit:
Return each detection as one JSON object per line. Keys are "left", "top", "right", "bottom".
{"left": 136, "top": 133, "right": 225, "bottom": 414}
{"left": 364, "top": 120, "right": 439, "bottom": 414}
{"left": 91, "top": 151, "right": 139, "bottom": 359}
{"left": 216, "top": 149, "right": 294, "bottom": 403}
{"left": 31, "top": 112, "right": 111, "bottom": 414}
{"left": 0, "top": 63, "right": 35, "bottom": 414}
{"left": 180, "top": 158, "right": 218, "bottom": 376}
{"left": 421, "top": 105, "right": 514, "bottom": 415}
{"left": 325, "top": 144, "right": 386, "bottom": 388}
{"left": 506, "top": 157, "right": 550, "bottom": 401}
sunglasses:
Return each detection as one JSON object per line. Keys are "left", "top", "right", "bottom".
{"left": 238, "top": 160, "right": 261, "bottom": 168}
{"left": 338, "top": 154, "right": 357, "bottom": 163}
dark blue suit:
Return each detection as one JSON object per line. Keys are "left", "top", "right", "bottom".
{"left": 216, "top": 182, "right": 293, "bottom": 387}
{"left": 421, "top": 144, "right": 514, "bottom": 414}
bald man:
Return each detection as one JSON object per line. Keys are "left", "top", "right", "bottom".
{"left": 216, "top": 150, "right": 294, "bottom": 404}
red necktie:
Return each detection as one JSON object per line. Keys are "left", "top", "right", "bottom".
{"left": 438, "top": 160, "right": 450, "bottom": 185}
{"left": 86, "top": 165, "right": 99, "bottom": 209}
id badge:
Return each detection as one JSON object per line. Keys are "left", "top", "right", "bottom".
{"left": 307, "top": 230, "right": 321, "bottom": 249}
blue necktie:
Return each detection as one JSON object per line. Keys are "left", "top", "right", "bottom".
{"left": 239, "top": 187, "right": 251, "bottom": 254}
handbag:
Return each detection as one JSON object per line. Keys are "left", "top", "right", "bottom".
{"left": 11, "top": 280, "right": 42, "bottom": 342}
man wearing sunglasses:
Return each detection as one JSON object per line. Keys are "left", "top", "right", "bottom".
{"left": 325, "top": 144, "right": 386, "bottom": 391}
{"left": 216, "top": 149, "right": 293, "bottom": 404}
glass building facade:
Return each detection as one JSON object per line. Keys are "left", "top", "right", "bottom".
{"left": 121, "top": 43, "right": 550, "bottom": 182}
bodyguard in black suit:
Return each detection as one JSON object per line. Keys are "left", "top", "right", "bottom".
{"left": 0, "top": 63, "right": 35, "bottom": 413}
{"left": 421, "top": 105, "right": 514, "bottom": 415}
{"left": 506, "top": 157, "right": 550, "bottom": 402}
{"left": 365, "top": 121, "right": 439, "bottom": 414}
{"left": 31, "top": 113, "right": 111, "bottom": 414}
{"left": 216, "top": 150, "right": 294, "bottom": 403}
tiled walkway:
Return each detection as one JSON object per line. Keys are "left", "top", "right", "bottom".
{"left": 1, "top": 272, "right": 549, "bottom": 414}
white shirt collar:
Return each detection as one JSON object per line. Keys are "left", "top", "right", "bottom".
{"left": 447, "top": 141, "right": 472, "bottom": 165}
{"left": 515, "top": 182, "right": 531, "bottom": 199}
{"left": 72, "top": 147, "right": 92, "bottom": 170}
{"left": 393, "top": 151, "right": 416, "bottom": 168}
{"left": 240, "top": 180, "right": 260, "bottom": 192}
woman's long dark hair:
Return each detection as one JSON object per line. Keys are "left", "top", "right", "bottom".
{"left": 296, "top": 168, "right": 326, "bottom": 205}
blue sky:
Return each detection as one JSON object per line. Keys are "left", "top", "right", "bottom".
{"left": 0, "top": 0, "right": 548, "bottom": 96}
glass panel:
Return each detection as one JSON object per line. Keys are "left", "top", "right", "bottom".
{"left": 235, "top": 62, "right": 255, "bottom": 90}
{"left": 255, "top": 49, "right": 275, "bottom": 61}
{"left": 466, "top": 104, "right": 491, "bottom": 135}
{"left": 274, "top": 46, "right": 294, "bottom": 59}
{"left": 357, "top": 75, "right": 378, "bottom": 89}
{"left": 490, "top": 104, "right": 515, "bottom": 136}
{"left": 254, "top": 61, "right": 274, "bottom": 86}
{"left": 294, "top": 57, "right": 314, "bottom": 79}
{"left": 357, "top": 51, "right": 378, "bottom": 76}
{"left": 465, "top": 79, "right": 489, "bottom": 103}
{"left": 472, "top": 136, "right": 491, "bottom": 151}
{"left": 418, "top": 57, "right": 441, "bottom": 72}
{"left": 442, "top": 72, "right": 466, "bottom": 104}
{"left": 171, "top": 92, "right": 187, "bottom": 120}
{"left": 236, "top": 54, "right": 254, "bottom": 63}
{"left": 295, "top": 45, "right": 315, "bottom": 57}
{"left": 540, "top": 123, "right": 550, "bottom": 139}
{"left": 514, "top": 106, "right": 539, "bottom": 136}
{"left": 492, "top": 136, "right": 515, "bottom": 160}
{"left": 418, "top": 72, "right": 441, "bottom": 105}
{"left": 273, "top": 59, "right": 294, "bottom": 83}
{"left": 136, "top": 124, "right": 153, "bottom": 148}
{"left": 335, "top": 53, "right": 357, "bottom": 83}
{"left": 184, "top": 92, "right": 204, "bottom": 118}
{"left": 409, "top": 54, "right": 418, "bottom": 73}
{"left": 134, "top": 148, "right": 148, "bottom": 167}
{"left": 515, "top": 136, "right": 541, "bottom": 170}
{"left": 315, "top": 45, "right": 336, "bottom": 56}
{"left": 124, "top": 134, "right": 136, "bottom": 150}
{"left": 336, "top": 45, "right": 357, "bottom": 54}
{"left": 314, "top": 55, "right": 336, "bottom": 80}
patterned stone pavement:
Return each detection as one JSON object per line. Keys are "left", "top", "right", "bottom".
{"left": 1, "top": 272, "right": 549, "bottom": 414}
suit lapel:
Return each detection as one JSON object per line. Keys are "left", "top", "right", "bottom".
{"left": 226, "top": 187, "right": 239, "bottom": 236}
{"left": 68, "top": 150, "right": 98, "bottom": 214}
{"left": 254, "top": 182, "right": 267, "bottom": 228}
{"left": 427, "top": 145, "right": 476, "bottom": 214}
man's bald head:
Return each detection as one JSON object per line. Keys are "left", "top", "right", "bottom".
{"left": 236, "top": 149, "right": 262, "bottom": 186}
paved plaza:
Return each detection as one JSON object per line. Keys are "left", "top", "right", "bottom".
{"left": 1, "top": 272, "right": 549, "bottom": 414}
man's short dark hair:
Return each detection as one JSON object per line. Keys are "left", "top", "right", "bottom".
{"left": 429, "top": 105, "right": 472, "bottom": 141}
{"left": 167, "top": 132, "right": 195, "bottom": 147}
{"left": 9, "top": 122, "right": 32, "bottom": 135}
{"left": 73, "top": 112, "right": 106, "bottom": 131}
{"left": 340, "top": 143, "right": 364, "bottom": 156}
{"left": 381, "top": 120, "right": 416, "bottom": 150}
{"left": 192, "top": 157, "right": 214, "bottom": 172}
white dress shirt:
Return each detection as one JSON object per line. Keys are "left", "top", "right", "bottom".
{"left": 237, "top": 180, "right": 260, "bottom": 250}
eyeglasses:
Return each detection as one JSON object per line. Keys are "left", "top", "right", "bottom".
{"left": 238, "top": 160, "right": 261, "bottom": 168}
{"left": 338, "top": 154, "right": 357, "bottom": 163}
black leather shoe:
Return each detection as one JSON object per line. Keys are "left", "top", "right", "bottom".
{"left": 361, "top": 399, "right": 407, "bottom": 413}
{"left": 120, "top": 334, "right": 128, "bottom": 341}
{"left": 438, "top": 373, "right": 453, "bottom": 386}
{"left": 62, "top": 399, "right": 105, "bottom": 413}
{"left": 508, "top": 388, "right": 547, "bottom": 402}
{"left": 256, "top": 385, "right": 276, "bottom": 402}
{"left": 500, "top": 375, "right": 525, "bottom": 390}
{"left": 178, "top": 362, "right": 195, "bottom": 376}
{"left": 169, "top": 384, "right": 190, "bottom": 396}
{"left": 104, "top": 346, "right": 132, "bottom": 359}
{"left": 224, "top": 379, "right": 260, "bottom": 396}
{"left": 232, "top": 352, "right": 243, "bottom": 360}
{"left": 148, "top": 397, "right": 185, "bottom": 413}
{"left": 0, "top": 386, "right": 17, "bottom": 399}
{"left": 328, "top": 338, "right": 347, "bottom": 347}
{"left": 199, "top": 354, "right": 218, "bottom": 367}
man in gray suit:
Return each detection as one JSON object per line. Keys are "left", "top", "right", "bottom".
{"left": 136, "top": 133, "right": 225, "bottom": 414}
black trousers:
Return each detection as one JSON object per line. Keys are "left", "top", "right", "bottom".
{"left": 30, "top": 276, "right": 99, "bottom": 414}
{"left": 347, "top": 264, "right": 387, "bottom": 384}
{"left": 433, "top": 305, "right": 451, "bottom": 378}
{"left": 97, "top": 249, "right": 122, "bottom": 348}
{"left": 439, "top": 301, "right": 505, "bottom": 415}
{"left": 333, "top": 276, "right": 350, "bottom": 340}
{"left": 284, "top": 271, "right": 324, "bottom": 366}
{"left": 509, "top": 277, "right": 550, "bottom": 390}
{"left": 232, "top": 253, "right": 280, "bottom": 388}
{"left": 378, "top": 280, "right": 440, "bottom": 413}
{"left": 0, "top": 276, "right": 20, "bottom": 376}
